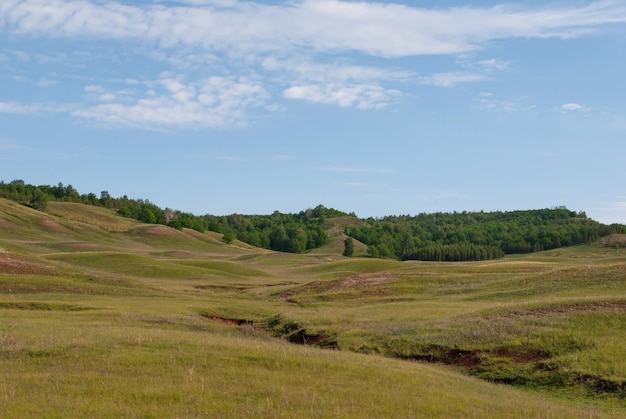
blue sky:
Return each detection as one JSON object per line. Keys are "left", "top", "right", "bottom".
{"left": 1, "top": 0, "right": 625, "bottom": 223}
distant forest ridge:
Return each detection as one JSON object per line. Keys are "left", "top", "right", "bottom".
{"left": 1, "top": 179, "right": 624, "bottom": 261}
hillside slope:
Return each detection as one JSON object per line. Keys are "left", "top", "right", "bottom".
{"left": 1, "top": 199, "right": 625, "bottom": 417}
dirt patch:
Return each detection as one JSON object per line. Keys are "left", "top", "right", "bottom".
{"left": 278, "top": 272, "right": 397, "bottom": 301}
{"left": 329, "top": 272, "right": 397, "bottom": 292}
{"left": 201, "top": 313, "right": 338, "bottom": 348}
{"left": 287, "top": 329, "right": 338, "bottom": 348}
{"left": 0, "top": 251, "right": 54, "bottom": 275}
{"left": 202, "top": 314, "right": 254, "bottom": 327}
{"left": 39, "top": 219, "right": 66, "bottom": 233}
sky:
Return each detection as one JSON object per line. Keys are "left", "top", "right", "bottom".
{"left": 1, "top": 0, "right": 625, "bottom": 224}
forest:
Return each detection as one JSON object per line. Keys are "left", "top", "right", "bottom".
{"left": 345, "top": 210, "right": 622, "bottom": 261}
{"left": 1, "top": 179, "right": 624, "bottom": 261}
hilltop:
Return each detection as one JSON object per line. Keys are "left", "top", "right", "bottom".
{"left": 2, "top": 179, "right": 624, "bottom": 262}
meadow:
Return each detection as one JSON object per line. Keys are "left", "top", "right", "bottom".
{"left": 1, "top": 199, "right": 625, "bottom": 417}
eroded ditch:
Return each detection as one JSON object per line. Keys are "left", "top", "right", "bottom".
{"left": 200, "top": 312, "right": 338, "bottom": 349}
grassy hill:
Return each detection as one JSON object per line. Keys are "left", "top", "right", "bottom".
{"left": 1, "top": 198, "right": 625, "bottom": 417}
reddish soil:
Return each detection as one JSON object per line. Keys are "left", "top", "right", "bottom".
{"left": 204, "top": 315, "right": 254, "bottom": 327}
{"left": 278, "top": 272, "right": 397, "bottom": 301}
{"left": 0, "top": 251, "right": 52, "bottom": 275}
{"left": 39, "top": 219, "right": 66, "bottom": 233}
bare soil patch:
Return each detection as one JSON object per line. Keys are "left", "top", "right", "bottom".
{"left": 329, "top": 272, "right": 397, "bottom": 291}
{"left": 278, "top": 272, "right": 397, "bottom": 301}
{"left": 205, "top": 315, "right": 254, "bottom": 327}
{"left": 39, "top": 219, "right": 66, "bottom": 233}
{"left": 0, "top": 251, "right": 54, "bottom": 275}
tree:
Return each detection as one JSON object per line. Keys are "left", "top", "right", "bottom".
{"left": 30, "top": 188, "right": 48, "bottom": 211}
{"left": 222, "top": 231, "right": 236, "bottom": 244}
{"left": 343, "top": 237, "right": 355, "bottom": 257}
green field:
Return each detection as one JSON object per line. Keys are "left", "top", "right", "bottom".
{"left": 1, "top": 199, "right": 625, "bottom": 417}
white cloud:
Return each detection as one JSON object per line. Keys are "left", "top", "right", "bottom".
{"left": 283, "top": 83, "right": 400, "bottom": 109}
{"left": 477, "top": 58, "right": 511, "bottom": 72}
{"left": 268, "top": 57, "right": 407, "bottom": 108}
{"left": 72, "top": 74, "right": 268, "bottom": 128}
{"left": 262, "top": 57, "right": 411, "bottom": 83}
{"left": 2, "top": 0, "right": 626, "bottom": 58}
{"left": 0, "top": 101, "right": 42, "bottom": 114}
{"left": 2, "top": 0, "right": 626, "bottom": 125}
{"left": 419, "top": 72, "right": 488, "bottom": 88}
{"left": 560, "top": 102, "right": 590, "bottom": 112}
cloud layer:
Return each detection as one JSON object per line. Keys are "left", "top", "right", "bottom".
{"left": 4, "top": 0, "right": 626, "bottom": 56}
{"left": 1, "top": 0, "right": 625, "bottom": 128}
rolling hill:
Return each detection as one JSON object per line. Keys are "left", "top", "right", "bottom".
{"left": 1, "top": 198, "right": 625, "bottom": 417}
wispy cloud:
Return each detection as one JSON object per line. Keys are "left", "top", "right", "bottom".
{"left": 12, "top": 75, "right": 58, "bottom": 87}
{"left": 268, "top": 57, "right": 407, "bottom": 108}
{"left": 3, "top": 0, "right": 625, "bottom": 57}
{"left": 283, "top": 84, "right": 401, "bottom": 109}
{"left": 0, "top": 101, "right": 75, "bottom": 114}
{"left": 473, "top": 92, "right": 535, "bottom": 112}
{"left": 72, "top": 73, "right": 268, "bottom": 128}
{"left": 0, "top": 101, "right": 41, "bottom": 114}
{"left": 1, "top": 0, "right": 625, "bottom": 126}
{"left": 419, "top": 72, "right": 488, "bottom": 88}
{"left": 559, "top": 102, "right": 590, "bottom": 112}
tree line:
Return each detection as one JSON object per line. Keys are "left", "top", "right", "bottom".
{"left": 1, "top": 179, "right": 624, "bottom": 260}
{"left": 0, "top": 179, "right": 340, "bottom": 253}
{"left": 345, "top": 209, "right": 625, "bottom": 261}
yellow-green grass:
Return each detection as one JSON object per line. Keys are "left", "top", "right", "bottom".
{"left": 47, "top": 201, "right": 140, "bottom": 232}
{"left": 1, "top": 306, "right": 620, "bottom": 418}
{"left": 2, "top": 199, "right": 626, "bottom": 415}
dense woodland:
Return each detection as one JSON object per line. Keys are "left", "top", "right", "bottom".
{"left": 346, "top": 210, "right": 622, "bottom": 261}
{"left": 1, "top": 179, "right": 624, "bottom": 261}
